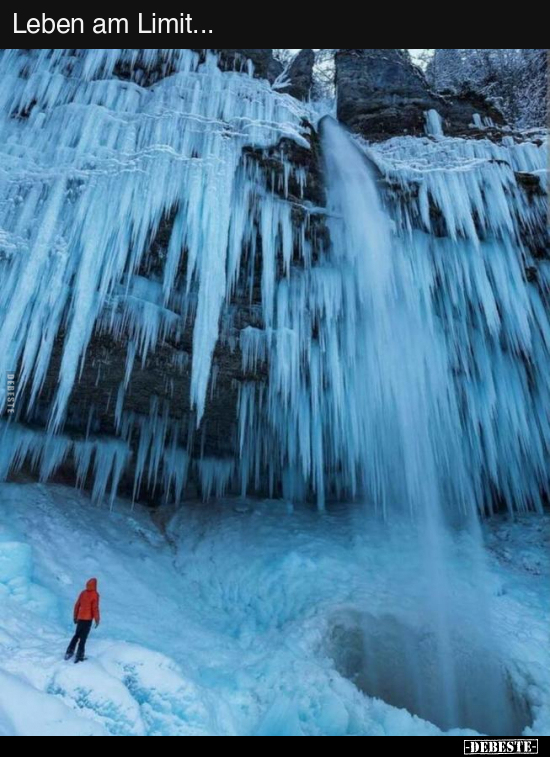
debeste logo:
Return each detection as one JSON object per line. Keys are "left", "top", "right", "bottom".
{"left": 6, "top": 373, "right": 16, "bottom": 414}
{"left": 464, "top": 741, "right": 538, "bottom": 755}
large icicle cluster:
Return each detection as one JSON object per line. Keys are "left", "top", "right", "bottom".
{"left": 0, "top": 48, "right": 307, "bottom": 424}
{"left": 368, "top": 129, "right": 549, "bottom": 513}
{"left": 0, "top": 49, "right": 317, "bottom": 504}
{"left": 0, "top": 49, "right": 548, "bottom": 515}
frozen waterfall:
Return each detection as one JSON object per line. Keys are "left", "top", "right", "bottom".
{"left": 0, "top": 49, "right": 548, "bottom": 515}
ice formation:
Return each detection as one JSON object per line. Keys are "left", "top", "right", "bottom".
{"left": 1, "top": 483, "right": 548, "bottom": 736}
{"left": 0, "top": 48, "right": 548, "bottom": 515}
{"left": 425, "top": 109, "right": 444, "bottom": 137}
{"left": 368, "top": 131, "right": 549, "bottom": 514}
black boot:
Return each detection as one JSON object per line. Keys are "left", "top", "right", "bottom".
{"left": 65, "top": 651, "right": 74, "bottom": 661}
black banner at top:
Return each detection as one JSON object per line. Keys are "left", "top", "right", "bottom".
{"left": 1, "top": 10, "right": 318, "bottom": 46}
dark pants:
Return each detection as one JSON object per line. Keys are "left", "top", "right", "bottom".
{"left": 67, "top": 620, "right": 92, "bottom": 660}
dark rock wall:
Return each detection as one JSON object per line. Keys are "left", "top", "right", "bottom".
{"left": 336, "top": 49, "right": 504, "bottom": 141}
{"left": 284, "top": 49, "right": 315, "bottom": 101}
{"left": 112, "top": 49, "right": 283, "bottom": 87}
{"left": 195, "top": 49, "right": 283, "bottom": 83}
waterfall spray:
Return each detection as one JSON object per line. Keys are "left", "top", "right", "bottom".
{"left": 321, "top": 117, "right": 526, "bottom": 733}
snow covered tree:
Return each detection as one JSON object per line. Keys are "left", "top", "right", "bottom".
{"left": 273, "top": 49, "right": 295, "bottom": 67}
{"left": 517, "top": 49, "right": 548, "bottom": 127}
{"left": 312, "top": 49, "right": 338, "bottom": 99}
{"left": 428, "top": 49, "right": 548, "bottom": 128}
{"left": 412, "top": 49, "right": 435, "bottom": 70}
{"left": 427, "top": 49, "right": 466, "bottom": 91}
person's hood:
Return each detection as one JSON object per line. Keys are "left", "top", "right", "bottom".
{"left": 86, "top": 578, "right": 98, "bottom": 592}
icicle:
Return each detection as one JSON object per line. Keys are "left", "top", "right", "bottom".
{"left": 197, "top": 458, "right": 234, "bottom": 501}
{"left": 0, "top": 421, "right": 131, "bottom": 505}
{"left": 0, "top": 49, "right": 548, "bottom": 514}
{"left": 0, "top": 48, "right": 308, "bottom": 428}
{"left": 425, "top": 109, "right": 444, "bottom": 138}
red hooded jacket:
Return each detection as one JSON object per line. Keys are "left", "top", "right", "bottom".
{"left": 74, "top": 578, "right": 101, "bottom": 624}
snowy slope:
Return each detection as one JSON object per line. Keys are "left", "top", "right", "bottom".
{"left": 0, "top": 482, "right": 548, "bottom": 737}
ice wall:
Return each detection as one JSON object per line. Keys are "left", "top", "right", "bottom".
{"left": 368, "top": 131, "right": 549, "bottom": 513}
{"left": 0, "top": 49, "right": 548, "bottom": 513}
{"left": 0, "top": 49, "right": 314, "bottom": 503}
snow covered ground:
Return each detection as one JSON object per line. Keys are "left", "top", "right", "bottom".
{"left": 0, "top": 482, "right": 548, "bottom": 737}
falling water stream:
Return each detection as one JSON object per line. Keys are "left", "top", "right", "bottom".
{"left": 321, "top": 117, "right": 530, "bottom": 735}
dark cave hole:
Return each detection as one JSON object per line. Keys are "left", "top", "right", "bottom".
{"left": 327, "top": 612, "right": 532, "bottom": 736}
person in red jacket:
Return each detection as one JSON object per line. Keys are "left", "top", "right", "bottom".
{"left": 65, "top": 578, "right": 101, "bottom": 664}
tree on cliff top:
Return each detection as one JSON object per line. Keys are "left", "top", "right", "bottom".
{"left": 428, "top": 49, "right": 548, "bottom": 127}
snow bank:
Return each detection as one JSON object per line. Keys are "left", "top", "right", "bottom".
{"left": 0, "top": 669, "right": 108, "bottom": 736}
{"left": 0, "top": 482, "right": 548, "bottom": 736}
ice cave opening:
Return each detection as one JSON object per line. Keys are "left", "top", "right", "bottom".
{"left": 327, "top": 611, "right": 532, "bottom": 736}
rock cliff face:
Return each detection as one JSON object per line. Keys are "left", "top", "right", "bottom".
{"left": 213, "top": 49, "right": 283, "bottom": 82}
{"left": 284, "top": 49, "right": 315, "bottom": 101}
{"left": 112, "top": 49, "right": 283, "bottom": 87}
{"left": 336, "top": 49, "right": 503, "bottom": 140}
